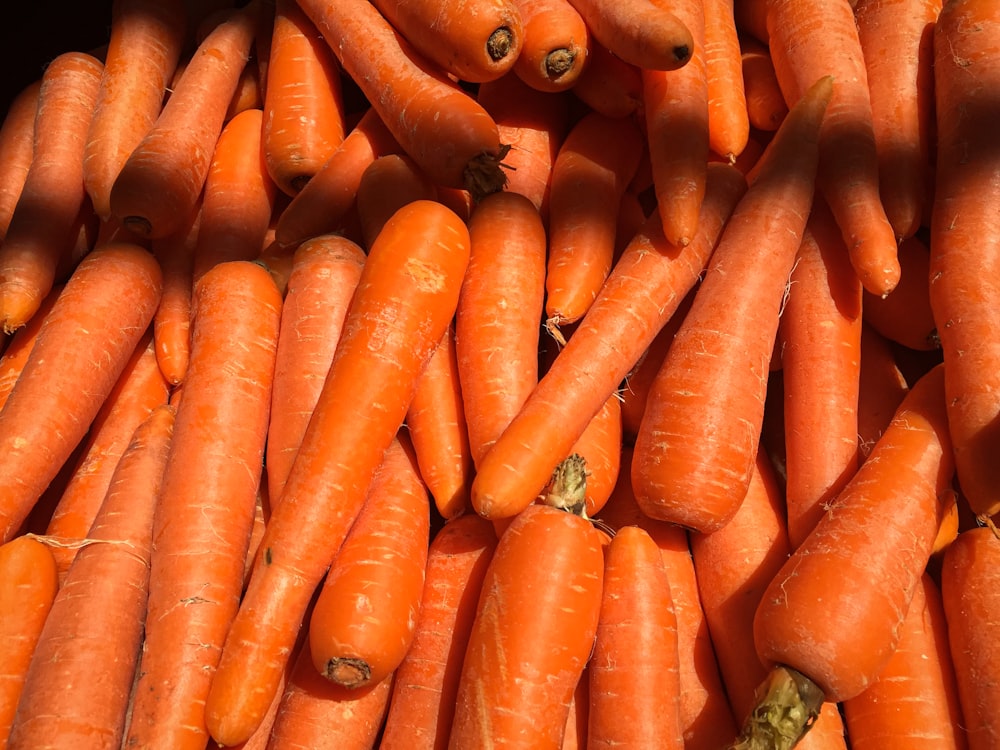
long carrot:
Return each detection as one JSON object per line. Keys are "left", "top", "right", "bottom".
{"left": 205, "top": 199, "right": 470, "bottom": 747}
{"left": 0, "top": 283, "right": 62, "bottom": 412}
{"left": 703, "top": 0, "right": 749, "bottom": 161}
{"left": 0, "top": 80, "right": 40, "bottom": 241}
{"left": 8, "top": 404, "right": 175, "bottom": 750}
{"left": 510, "top": 0, "right": 589, "bottom": 92}
{"left": 123, "top": 259, "right": 281, "bottom": 750}
{"left": 0, "top": 242, "right": 162, "bottom": 543}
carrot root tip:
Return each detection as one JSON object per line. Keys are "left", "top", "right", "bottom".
{"left": 323, "top": 656, "right": 373, "bottom": 689}
{"left": 730, "top": 665, "right": 824, "bottom": 750}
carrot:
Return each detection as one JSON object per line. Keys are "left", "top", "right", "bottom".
{"left": 448, "top": 502, "right": 605, "bottom": 747}
{"left": 733, "top": 0, "right": 768, "bottom": 44}
{"left": 631, "top": 75, "right": 833, "bottom": 533}
{"left": 0, "top": 242, "right": 162, "bottom": 543}
{"left": 108, "top": 2, "right": 260, "bottom": 239}
{"left": 0, "top": 283, "right": 62, "bottom": 412}
{"left": 150, "top": 204, "right": 200, "bottom": 385}
{"left": 355, "top": 153, "right": 439, "bottom": 249}
{"left": 8, "top": 404, "right": 175, "bottom": 750}
{"left": 940, "top": 525, "right": 1000, "bottom": 750}
{"left": 704, "top": 0, "right": 749, "bottom": 161}
{"left": 741, "top": 363, "right": 955, "bottom": 747}
{"left": 562, "top": 673, "right": 589, "bottom": 749}
{"left": 510, "top": 0, "right": 589, "bottom": 92}
{"left": 740, "top": 37, "right": 788, "bottom": 132}
{"left": 863, "top": 234, "right": 938, "bottom": 351}
{"left": 295, "top": 0, "right": 510, "bottom": 197}
{"left": 0, "top": 51, "right": 104, "bottom": 333}
{"left": 855, "top": 0, "right": 941, "bottom": 240}
{"left": 570, "top": 42, "right": 644, "bottom": 119}
{"left": 265, "top": 234, "right": 365, "bottom": 505}
{"left": 123, "top": 260, "right": 281, "bottom": 750}
{"left": 470, "top": 162, "right": 746, "bottom": 521}
{"left": 225, "top": 55, "right": 264, "bottom": 121}
{"left": 262, "top": 0, "right": 346, "bottom": 197}
{"left": 564, "top": 0, "right": 694, "bottom": 71}
{"left": 778, "top": 197, "right": 863, "bottom": 548}
{"left": 566, "top": 392, "right": 622, "bottom": 518}
{"left": 379, "top": 513, "right": 499, "bottom": 750}
{"left": 82, "top": 0, "right": 187, "bottom": 221}
{"left": 766, "top": 0, "right": 900, "bottom": 297}
{"left": 857, "top": 324, "right": 909, "bottom": 458}
{"left": 0, "top": 80, "right": 40, "bottom": 240}
{"left": 927, "top": 0, "right": 1000, "bottom": 522}
{"left": 308, "top": 434, "right": 430, "bottom": 689}
{"left": 205, "top": 199, "right": 469, "bottom": 747}
{"left": 0, "top": 536, "right": 59, "bottom": 744}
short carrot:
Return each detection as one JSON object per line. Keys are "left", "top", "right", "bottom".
{"left": 570, "top": 42, "right": 644, "bottom": 119}
{"left": 355, "top": 153, "right": 438, "bottom": 249}
{"left": 510, "top": 0, "right": 589, "bottom": 92}
{"left": 703, "top": 0, "right": 749, "bottom": 161}
{"left": 150, "top": 204, "right": 200, "bottom": 385}
{"left": 740, "top": 37, "right": 788, "bottom": 132}
{"left": 0, "top": 80, "right": 40, "bottom": 240}
{"left": 863, "top": 234, "right": 938, "bottom": 351}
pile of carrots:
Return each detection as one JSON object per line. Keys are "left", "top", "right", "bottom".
{"left": 0, "top": 0, "right": 998, "bottom": 747}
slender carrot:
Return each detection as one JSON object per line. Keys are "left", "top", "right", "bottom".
{"left": 150, "top": 204, "right": 200, "bottom": 385}
{"left": 570, "top": 42, "right": 644, "bottom": 119}
{"left": 0, "top": 51, "right": 104, "bottom": 333}
{"left": 0, "top": 535, "right": 59, "bottom": 744}
{"left": 379, "top": 513, "right": 499, "bottom": 750}
{"left": 704, "top": 0, "right": 749, "bottom": 161}
{"left": 123, "top": 260, "right": 281, "bottom": 750}
{"left": 108, "top": 2, "right": 261, "bottom": 239}
{"left": 225, "top": 55, "right": 264, "bottom": 121}
{"left": 82, "top": 0, "right": 187, "bottom": 221}
{"left": 510, "top": 0, "right": 589, "bottom": 92}
{"left": 0, "top": 242, "right": 162, "bottom": 543}
{"left": 8, "top": 404, "right": 175, "bottom": 750}
{"left": 205, "top": 199, "right": 470, "bottom": 747}
{"left": 355, "top": 153, "right": 438, "bottom": 249}
{"left": 857, "top": 323, "right": 909, "bottom": 458}
{"left": 566, "top": 392, "right": 622, "bottom": 518}
{"left": 0, "top": 80, "right": 40, "bottom": 240}
{"left": 0, "top": 283, "right": 62, "bottom": 412}
{"left": 740, "top": 37, "right": 788, "bottom": 132}
{"left": 863, "top": 234, "right": 938, "bottom": 351}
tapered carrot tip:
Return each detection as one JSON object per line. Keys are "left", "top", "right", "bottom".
{"left": 729, "top": 666, "right": 825, "bottom": 750}
{"left": 0, "top": 286, "right": 40, "bottom": 333}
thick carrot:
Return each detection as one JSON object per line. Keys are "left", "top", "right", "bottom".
{"left": 0, "top": 80, "right": 40, "bottom": 240}
{"left": 631, "top": 75, "right": 833, "bottom": 533}
{"left": 704, "top": 0, "right": 749, "bottom": 161}
{"left": 262, "top": 0, "right": 345, "bottom": 197}
{"left": 740, "top": 37, "right": 788, "bottom": 132}
{"left": 0, "top": 283, "right": 62, "bottom": 412}
{"left": 8, "top": 404, "right": 175, "bottom": 750}
{"left": 564, "top": 0, "right": 694, "bottom": 70}
{"left": 0, "top": 536, "right": 59, "bottom": 744}
{"left": 470, "top": 162, "right": 745, "bottom": 521}
{"left": 510, "top": 0, "right": 589, "bottom": 92}
{"left": 108, "top": 2, "right": 260, "bottom": 239}
{"left": 0, "top": 51, "right": 104, "bottom": 333}
{"left": 82, "top": 0, "right": 187, "bottom": 220}
{"left": 0, "top": 242, "right": 162, "bottom": 543}
{"left": 863, "top": 234, "right": 938, "bottom": 351}
{"left": 448, "top": 502, "right": 605, "bottom": 747}
{"left": 150, "top": 204, "right": 200, "bottom": 385}
{"left": 927, "top": 0, "right": 1000, "bottom": 521}
{"left": 588, "top": 525, "right": 684, "bottom": 748}
{"left": 205, "top": 199, "right": 470, "bottom": 747}
{"left": 940, "top": 525, "right": 1000, "bottom": 750}
{"left": 570, "top": 42, "right": 644, "bottom": 118}
{"left": 296, "top": 0, "right": 510, "bottom": 196}
{"left": 379, "top": 513, "right": 499, "bottom": 750}
{"left": 355, "top": 153, "right": 438, "bottom": 249}
{"left": 123, "top": 260, "right": 281, "bottom": 750}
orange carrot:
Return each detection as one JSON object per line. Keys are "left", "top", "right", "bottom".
{"left": 857, "top": 324, "right": 909, "bottom": 458}
{"left": 740, "top": 36, "right": 788, "bottom": 132}
{"left": 205, "top": 199, "right": 470, "bottom": 747}
{"left": 704, "top": 0, "right": 749, "bottom": 161}
{"left": 0, "top": 51, "right": 104, "bottom": 333}
{"left": 83, "top": 0, "right": 187, "bottom": 220}
{"left": 0, "top": 536, "right": 59, "bottom": 744}
{"left": 355, "top": 153, "right": 439, "bottom": 249}
{"left": 0, "top": 242, "right": 162, "bottom": 543}
{"left": 0, "top": 283, "right": 62, "bottom": 412}
{"left": 570, "top": 42, "right": 644, "bottom": 118}
{"left": 510, "top": 0, "right": 589, "bottom": 92}
{"left": 863, "top": 234, "right": 938, "bottom": 351}
{"left": 733, "top": 0, "right": 768, "bottom": 43}
{"left": 123, "top": 260, "right": 281, "bottom": 750}
{"left": 8, "top": 404, "right": 175, "bottom": 750}
{"left": 150, "top": 204, "right": 200, "bottom": 385}
{"left": 567, "top": 392, "right": 622, "bottom": 518}
{"left": 0, "top": 80, "right": 40, "bottom": 240}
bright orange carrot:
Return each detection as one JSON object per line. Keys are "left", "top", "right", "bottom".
{"left": 566, "top": 392, "right": 622, "bottom": 518}
{"left": 564, "top": 0, "right": 694, "bottom": 70}
{"left": 740, "top": 36, "right": 788, "bottom": 132}
{"left": 83, "top": 0, "right": 187, "bottom": 220}
{"left": 570, "top": 42, "right": 644, "bottom": 118}
{"left": 0, "top": 535, "right": 59, "bottom": 744}
{"left": 562, "top": 672, "right": 589, "bottom": 749}
{"left": 704, "top": 0, "right": 749, "bottom": 160}
{"left": 205, "top": 199, "right": 470, "bottom": 747}
{"left": 510, "top": 0, "right": 589, "bottom": 92}
{"left": 355, "top": 153, "right": 438, "bottom": 249}
{"left": 0, "top": 283, "right": 62, "bottom": 412}
{"left": 8, "top": 404, "right": 175, "bottom": 750}
{"left": 0, "top": 242, "right": 162, "bottom": 543}
{"left": 123, "top": 260, "right": 281, "bottom": 750}
{"left": 150, "top": 204, "right": 200, "bottom": 385}
{"left": 863, "top": 233, "right": 938, "bottom": 351}
{"left": 0, "top": 51, "right": 104, "bottom": 333}
{"left": 0, "top": 80, "right": 40, "bottom": 240}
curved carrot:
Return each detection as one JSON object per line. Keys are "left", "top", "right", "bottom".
{"left": 570, "top": 42, "right": 643, "bottom": 119}
{"left": 863, "top": 234, "right": 938, "bottom": 351}
{"left": 8, "top": 404, "right": 175, "bottom": 750}
{"left": 206, "top": 199, "right": 470, "bottom": 747}
{"left": 740, "top": 37, "right": 788, "bottom": 132}
{"left": 0, "top": 80, "right": 40, "bottom": 240}
{"left": 355, "top": 153, "right": 438, "bottom": 249}
{"left": 704, "top": 0, "right": 749, "bottom": 161}
{"left": 0, "top": 242, "right": 162, "bottom": 543}
{"left": 510, "top": 0, "right": 589, "bottom": 92}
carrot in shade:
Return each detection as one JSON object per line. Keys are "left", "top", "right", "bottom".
{"left": 83, "top": 0, "right": 187, "bottom": 221}
{"left": 0, "top": 80, "right": 40, "bottom": 240}
{"left": 470, "top": 162, "right": 746, "bottom": 521}
{"left": 631, "top": 75, "right": 832, "bottom": 533}
{"left": 0, "top": 536, "right": 59, "bottom": 744}
{"left": 205, "top": 199, "right": 470, "bottom": 747}
{"left": 544, "top": 109, "right": 644, "bottom": 336}
{"left": 380, "top": 513, "right": 499, "bottom": 750}
{"left": 296, "top": 0, "right": 510, "bottom": 197}
{"left": 265, "top": 234, "right": 365, "bottom": 505}
{"left": 510, "top": 0, "right": 589, "bottom": 92}
{"left": 704, "top": 0, "right": 749, "bottom": 161}
{"left": 308, "top": 434, "right": 430, "bottom": 689}
{"left": 0, "top": 283, "right": 62, "bottom": 412}
{"left": 778, "top": 197, "right": 863, "bottom": 548}
{"left": 8, "top": 404, "right": 175, "bottom": 750}
{"left": 588, "top": 525, "right": 684, "bottom": 749}
{"left": 741, "top": 363, "right": 955, "bottom": 747}
{"left": 863, "top": 234, "right": 939, "bottom": 351}
{"left": 940, "top": 525, "right": 1000, "bottom": 750}
{"left": 570, "top": 43, "right": 644, "bottom": 119}
{"left": 564, "top": 0, "right": 694, "bottom": 71}
{"left": 855, "top": 0, "right": 940, "bottom": 240}
{"left": 108, "top": 2, "right": 260, "bottom": 239}
{"left": 0, "top": 242, "right": 162, "bottom": 543}
{"left": 562, "top": 672, "right": 589, "bottom": 749}
{"left": 0, "top": 51, "right": 104, "bottom": 333}
{"left": 448, "top": 502, "right": 605, "bottom": 748}
{"left": 150, "top": 205, "right": 200, "bottom": 386}
{"left": 123, "top": 260, "right": 281, "bottom": 750}
{"left": 740, "top": 37, "right": 788, "bottom": 132}
{"left": 766, "top": 0, "right": 900, "bottom": 297}
{"left": 225, "top": 56, "right": 264, "bottom": 121}
{"left": 272, "top": 107, "right": 402, "bottom": 247}
{"left": 355, "top": 153, "right": 439, "bottom": 249}
{"left": 262, "top": 0, "right": 346, "bottom": 197}
{"left": 928, "top": 0, "right": 1000, "bottom": 522}
{"left": 857, "top": 324, "right": 909, "bottom": 458}
{"left": 44, "top": 332, "right": 170, "bottom": 581}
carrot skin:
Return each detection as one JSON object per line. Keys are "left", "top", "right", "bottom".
{"left": 0, "top": 81, "right": 41, "bottom": 241}
{"left": 510, "top": 0, "right": 589, "bottom": 92}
